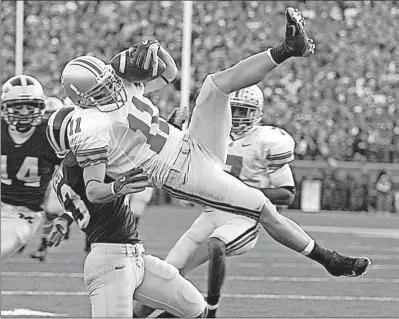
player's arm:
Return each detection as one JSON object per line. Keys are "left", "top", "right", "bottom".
{"left": 69, "top": 115, "right": 117, "bottom": 203}
{"left": 143, "top": 45, "right": 178, "bottom": 94}
{"left": 84, "top": 165, "right": 149, "bottom": 204}
{"left": 260, "top": 127, "right": 297, "bottom": 205}
{"left": 261, "top": 164, "right": 296, "bottom": 206}
{"left": 212, "top": 8, "right": 315, "bottom": 94}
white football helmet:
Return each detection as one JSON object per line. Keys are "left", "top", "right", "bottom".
{"left": 1, "top": 75, "right": 46, "bottom": 132}
{"left": 61, "top": 56, "right": 127, "bottom": 112}
{"left": 230, "top": 85, "right": 264, "bottom": 134}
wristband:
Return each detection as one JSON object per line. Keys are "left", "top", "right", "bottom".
{"left": 266, "top": 48, "right": 279, "bottom": 66}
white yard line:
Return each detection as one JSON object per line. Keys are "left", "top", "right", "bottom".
{"left": 2, "top": 271, "right": 399, "bottom": 283}
{"left": 2, "top": 290, "right": 399, "bottom": 302}
{"left": 1, "top": 308, "right": 67, "bottom": 317}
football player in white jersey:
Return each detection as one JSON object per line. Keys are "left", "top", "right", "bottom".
{"left": 59, "top": 7, "right": 370, "bottom": 286}
{"left": 126, "top": 105, "right": 190, "bottom": 227}
{"left": 138, "top": 85, "right": 299, "bottom": 317}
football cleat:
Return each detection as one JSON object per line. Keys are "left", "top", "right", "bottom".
{"left": 283, "top": 7, "right": 315, "bottom": 57}
{"left": 30, "top": 249, "right": 47, "bottom": 262}
{"left": 324, "top": 252, "right": 371, "bottom": 277}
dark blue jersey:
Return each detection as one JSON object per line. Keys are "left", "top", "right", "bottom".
{"left": 54, "top": 152, "right": 140, "bottom": 245}
{"left": 1, "top": 118, "right": 61, "bottom": 211}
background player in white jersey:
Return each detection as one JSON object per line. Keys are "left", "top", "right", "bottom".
{"left": 61, "top": 8, "right": 370, "bottom": 280}
{"left": 45, "top": 107, "right": 207, "bottom": 318}
{"left": 1, "top": 75, "right": 64, "bottom": 262}
{"left": 134, "top": 85, "right": 299, "bottom": 317}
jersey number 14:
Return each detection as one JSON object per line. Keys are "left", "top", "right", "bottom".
{"left": 1, "top": 155, "right": 40, "bottom": 187}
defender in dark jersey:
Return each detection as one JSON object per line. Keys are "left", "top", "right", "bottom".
{"left": 46, "top": 107, "right": 207, "bottom": 318}
{"left": 1, "top": 75, "right": 64, "bottom": 262}
{"left": 52, "top": 151, "right": 141, "bottom": 245}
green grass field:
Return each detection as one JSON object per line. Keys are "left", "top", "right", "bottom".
{"left": 1, "top": 206, "right": 399, "bottom": 318}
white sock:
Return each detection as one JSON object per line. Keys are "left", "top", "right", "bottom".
{"left": 301, "top": 239, "right": 315, "bottom": 256}
{"left": 207, "top": 303, "right": 219, "bottom": 311}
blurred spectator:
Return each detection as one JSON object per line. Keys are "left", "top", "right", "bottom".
{"left": 2, "top": 1, "right": 399, "bottom": 212}
{"left": 374, "top": 170, "right": 393, "bottom": 213}
{"left": 1, "top": 1, "right": 398, "bottom": 163}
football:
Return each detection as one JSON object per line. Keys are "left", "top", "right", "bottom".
{"left": 110, "top": 49, "right": 166, "bottom": 83}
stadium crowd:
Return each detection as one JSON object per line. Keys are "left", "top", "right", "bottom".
{"left": 1, "top": 1, "right": 398, "bottom": 212}
{"left": 2, "top": 0, "right": 398, "bottom": 163}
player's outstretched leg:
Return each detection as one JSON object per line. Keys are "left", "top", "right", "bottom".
{"left": 187, "top": 8, "right": 315, "bottom": 167}
{"left": 206, "top": 238, "right": 226, "bottom": 318}
{"left": 257, "top": 202, "right": 371, "bottom": 277}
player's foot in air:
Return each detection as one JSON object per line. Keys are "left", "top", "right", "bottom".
{"left": 30, "top": 249, "right": 47, "bottom": 262}
{"left": 324, "top": 252, "right": 371, "bottom": 277}
{"left": 283, "top": 7, "right": 315, "bottom": 57}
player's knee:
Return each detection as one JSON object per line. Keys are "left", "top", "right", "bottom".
{"left": 207, "top": 237, "right": 226, "bottom": 259}
{"left": 258, "top": 200, "right": 284, "bottom": 226}
{"left": 180, "top": 279, "right": 207, "bottom": 317}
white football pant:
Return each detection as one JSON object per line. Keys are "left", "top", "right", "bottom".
{"left": 166, "top": 209, "right": 261, "bottom": 274}
{"left": 1, "top": 202, "right": 44, "bottom": 262}
{"left": 158, "top": 75, "right": 269, "bottom": 221}
{"left": 84, "top": 243, "right": 206, "bottom": 318}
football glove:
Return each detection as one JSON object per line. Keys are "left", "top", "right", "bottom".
{"left": 129, "top": 40, "right": 161, "bottom": 76}
{"left": 46, "top": 213, "right": 73, "bottom": 248}
{"left": 111, "top": 167, "right": 149, "bottom": 197}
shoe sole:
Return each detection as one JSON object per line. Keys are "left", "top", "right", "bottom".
{"left": 286, "top": 8, "right": 314, "bottom": 56}
{"left": 342, "top": 256, "right": 372, "bottom": 277}
{"left": 357, "top": 257, "right": 372, "bottom": 276}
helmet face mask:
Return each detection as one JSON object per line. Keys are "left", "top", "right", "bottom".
{"left": 230, "top": 85, "right": 264, "bottom": 135}
{"left": 62, "top": 57, "right": 127, "bottom": 112}
{"left": 231, "top": 102, "right": 262, "bottom": 133}
{"left": 1, "top": 75, "right": 46, "bottom": 133}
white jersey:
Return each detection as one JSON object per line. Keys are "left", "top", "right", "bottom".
{"left": 68, "top": 82, "right": 183, "bottom": 182}
{"left": 225, "top": 125, "right": 295, "bottom": 189}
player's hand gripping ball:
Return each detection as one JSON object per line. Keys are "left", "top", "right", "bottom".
{"left": 111, "top": 40, "right": 166, "bottom": 83}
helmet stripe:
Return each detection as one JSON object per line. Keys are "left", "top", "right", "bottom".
{"left": 69, "top": 61, "right": 100, "bottom": 78}
{"left": 47, "top": 106, "right": 74, "bottom": 156}
{"left": 74, "top": 57, "right": 103, "bottom": 75}
{"left": 47, "top": 110, "right": 61, "bottom": 153}
{"left": 59, "top": 110, "right": 73, "bottom": 151}
{"left": 20, "top": 75, "right": 28, "bottom": 92}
